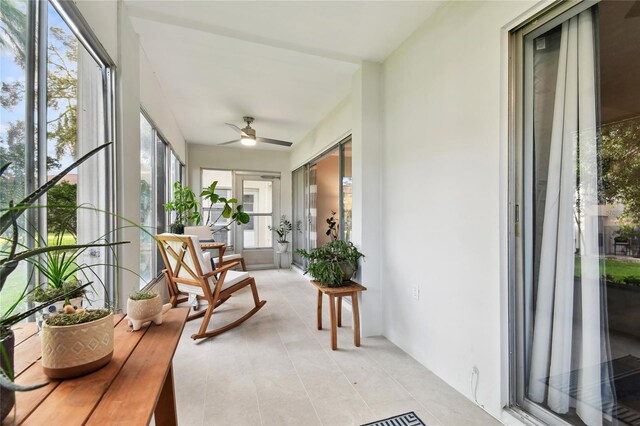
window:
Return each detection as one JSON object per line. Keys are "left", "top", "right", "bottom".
{"left": 139, "top": 111, "right": 183, "bottom": 285}
{"left": 243, "top": 194, "right": 255, "bottom": 230}
{"left": 1, "top": 0, "right": 114, "bottom": 313}
{"left": 511, "top": 2, "right": 640, "bottom": 425}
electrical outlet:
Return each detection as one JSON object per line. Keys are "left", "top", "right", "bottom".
{"left": 472, "top": 366, "right": 479, "bottom": 376}
{"left": 411, "top": 285, "right": 420, "bottom": 300}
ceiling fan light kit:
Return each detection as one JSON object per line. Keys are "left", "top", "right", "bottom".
{"left": 241, "top": 136, "right": 256, "bottom": 146}
{"left": 221, "top": 116, "right": 293, "bottom": 148}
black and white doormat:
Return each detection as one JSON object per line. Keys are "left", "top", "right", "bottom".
{"left": 362, "top": 411, "right": 426, "bottom": 426}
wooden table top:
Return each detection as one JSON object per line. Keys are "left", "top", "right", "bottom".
{"left": 310, "top": 280, "right": 367, "bottom": 294}
{"left": 4, "top": 307, "right": 189, "bottom": 426}
{"left": 199, "top": 241, "right": 225, "bottom": 250}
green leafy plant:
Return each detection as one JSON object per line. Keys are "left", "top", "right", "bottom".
{"left": 296, "top": 240, "right": 364, "bottom": 287}
{"left": 164, "top": 182, "right": 202, "bottom": 230}
{"left": 200, "top": 181, "right": 250, "bottom": 232}
{"left": 268, "top": 215, "right": 293, "bottom": 243}
{"left": 0, "top": 142, "right": 128, "bottom": 394}
{"left": 325, "top": 211, "right": 339, "bottom": 241}
{"left": 44, "top": 308, "right": 110, "bottom": 327}
{"left": 129, "top": 290, "right": 158, "bottom": 301}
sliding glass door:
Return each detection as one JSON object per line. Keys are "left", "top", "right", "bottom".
{"left": 291, "top": 136, "right": 352, "bottom": 268}
{"left": 511, "top": 2, "right": 640, "bottom": 425}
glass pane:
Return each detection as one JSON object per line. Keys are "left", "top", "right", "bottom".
{"left": 341, "top": 141, "right": 352, "bottom": 242}
{"left": 314, "top": 150, "right": 339, "bottom": 246}
{"left": 155, "top": 137, "right": 166, "bottom": 233}
{"left": 201, "top": 169, "right": 234, "bottom": 248}
{"left": 139, "top": 114, "right": 154, "bottom": 285}
{"left": 521, "top": 4, "right": 640, "bottom": 425}
{"left": 292, "top": 167, "right": 306, "bottom": 266}
{"left": 47, "top": 3, "right": 109, "bottom": 305}
{"left": 0, "top": 0, "right": 30, "bottom": 317}
{"left": 242, "top": 180, "right": 272, "bottom": 214}
{"left": 242, "top": 216, "right": 272, "bottom": 249}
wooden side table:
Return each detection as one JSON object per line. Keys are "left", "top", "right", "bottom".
{"left": 310, "top": 280, "right": 367, "bottom": 350}
{"left": 200, "top": 241, "right": 226, "bottom": 265}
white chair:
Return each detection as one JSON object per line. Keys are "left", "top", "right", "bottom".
{"left": 156, "top": 233, "right": 265, "bottom": 340}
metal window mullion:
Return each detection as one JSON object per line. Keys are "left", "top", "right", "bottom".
{"left": 36, "top": 0, "right": 48, "bottom": 287}
{"left": 24, "top": 0, "right": 38, "bottom": 301}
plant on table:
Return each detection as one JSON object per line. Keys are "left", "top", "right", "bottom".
{"left": 126, "top": 289, "right": 169, "bottom": 332}
{"left": 164, "top": 182, "right": 201, "bottom": 234}
{"left": 296, "top": 240, "right": 364, "bottom": 287}
{"left": 0, "top": 143, "right": 125, "bottom": 419}
{"left": 200, "top": 181, "right": 250, "bottom": 235}
{"left": 164, "top": 181, "right": 250, "bottom": 236}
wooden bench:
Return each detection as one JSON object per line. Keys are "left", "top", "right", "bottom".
{"left": 3, "top": 307, "right": 188, "bottom": 426}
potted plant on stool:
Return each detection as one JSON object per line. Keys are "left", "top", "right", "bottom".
{"left": 296, "top": 240, "right": 364, "bottom": 287}
{"left": 269, "top": 215, "right": 293, "bottom": 253}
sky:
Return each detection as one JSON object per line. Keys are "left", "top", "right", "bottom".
{"left": 1, "top": 1, "right": 79, "bottom": 173}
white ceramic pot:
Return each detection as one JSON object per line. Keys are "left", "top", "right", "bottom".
{"left": 277, "top": 242, "right": 289, "bottom": 253}
{"left": 126, "top": 295, "right": 170, "bottom": 331}
{"left": 41, "top": 312, "right": 114, "bottom": 379}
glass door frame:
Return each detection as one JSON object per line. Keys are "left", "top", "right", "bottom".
{"left": 235, "top": 172, "right": 281, "bottom": 268}
{"left": 508, "top": 0, "right": 598, "bottom": 423}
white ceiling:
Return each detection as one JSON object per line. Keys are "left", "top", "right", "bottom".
{"left": 126, "top": 1, "right": 443, "bottom": 149}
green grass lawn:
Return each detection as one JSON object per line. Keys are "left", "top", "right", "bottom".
{"left": 574, "top": 256, "right": 640, "bottom": 283}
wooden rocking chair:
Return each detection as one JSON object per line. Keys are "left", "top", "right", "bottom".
{"left": 156, "top": 233, "right": 266, "bottom": 340}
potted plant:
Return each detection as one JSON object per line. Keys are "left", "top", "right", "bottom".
{"left": 164, "top": 182, "right": 201, "bottom": 234}
{"left": 296, "top": 240, "right": 364, "bottom": 287}
{"left": 200, "top": 181, "right": 250, "bottom": 234}
{"left": 164, "top": 181, "right": 250, "bottom": 235}
{"left": 40, "top": 305, "right": 113, "bottom": 379}
{"left": 0, "top": 143, "right": 121, "bottom": 420}
{"left": 269, "top": 215, "right": 293, "bottom": 252}
{"left": 126, "top": 290, "right": 170, "bottom": 331}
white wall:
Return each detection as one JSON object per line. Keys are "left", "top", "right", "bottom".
{"left": 187, "top": 144, "right": 292, "bottom": 223}
{"left": 74, "top": 0, "right": 185, "bottom": 308}
{"left": 379, "top": 0, "right": 536, "bottom": 420}
{"left": 139, "top": 47, "right": 186, "bottom": 160}
{"left": 290, "top": 95, "right": 352, "bottom": 170}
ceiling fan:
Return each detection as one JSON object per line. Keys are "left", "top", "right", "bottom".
{"left": 219, "top": 117, "right": 293, "bottom": 147}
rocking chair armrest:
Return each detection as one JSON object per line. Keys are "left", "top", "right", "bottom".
{"left": 203, "top": 261, "right": 241, "bottom": 279}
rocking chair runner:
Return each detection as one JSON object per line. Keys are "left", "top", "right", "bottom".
{"left": 156, "top": 233, "right": 266, "bottom": 340}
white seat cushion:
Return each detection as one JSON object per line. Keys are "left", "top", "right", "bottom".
{"left": 213, "top": 253, "right": 243, "bottom": 265}
{"left": 177, "top": 270, "right": 249, "bottom": 297}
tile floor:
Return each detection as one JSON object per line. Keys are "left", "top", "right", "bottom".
{"left": 172, "top": 269, "right": 500, "bottom": 426}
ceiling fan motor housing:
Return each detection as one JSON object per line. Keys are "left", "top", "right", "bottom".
{"left": 242, "top": 127, "right": 256, "bottom": 138}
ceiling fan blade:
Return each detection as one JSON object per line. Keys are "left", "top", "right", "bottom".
{"left": 225, "top": 123, "right": 249, "bottom": 137}
{"left": 218, "top": 139, "right": 240, "bottom": 146}
{"left": 257, "top": 137, "right": 293, "bottom": 147}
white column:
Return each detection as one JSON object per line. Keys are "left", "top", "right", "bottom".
{"left": 352, "top": 61, "right": 383, "bottom": 336}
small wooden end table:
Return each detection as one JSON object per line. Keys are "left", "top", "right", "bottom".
{"left": 200, "top": 241, "right": 226, "bottom": 266}
{"left": 310, "top": 280, "right": 367, "bottom": 350}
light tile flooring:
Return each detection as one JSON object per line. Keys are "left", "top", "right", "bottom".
{"left": 172, "top": 269, "right": 500, "bottom": 426}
